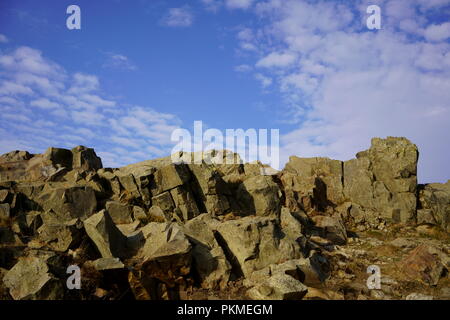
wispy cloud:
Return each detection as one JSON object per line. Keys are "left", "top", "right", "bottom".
{"left": 0, "top": 34, "right": 8, "bottom": 43}
{"left": 0, "top": 46, "right": 181, "bottom": 167}
{"left": 103, "top": 52, "right": 137, "bottom": 71}
{"left": 161, "top": 7, "right": 194, "bottom": 27}
{"left": 254, "top": 73, "right": 272, "bottom": 88}
{"left": 225, "top": 0, "right": 255, "bottom": 10}
{"left": 234, "top": 64, "right": 252, "bottom": 72}
{"left": 236, "top": 0, "right": 450, "bottom": 183}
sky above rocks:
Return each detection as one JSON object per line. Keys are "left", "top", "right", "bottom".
{"left": 0, "top": 0, "right": 449, "bottom": 183}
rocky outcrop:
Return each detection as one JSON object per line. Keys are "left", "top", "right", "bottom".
{"left": 0, "top": 137, "right": 448, "bottom": 300}
{"left": 344, "top": 137, "right": 418, "bottom": 225}
{"left": 214, "top": 216, "right": 302, "bottom": 278}
{"left": 281, "top": 137, "right": 419, "bottom": 227}
{"left": 418, "top": 181, "right": 450, "bottom": 232}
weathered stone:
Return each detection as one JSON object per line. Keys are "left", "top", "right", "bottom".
{"left": 170, "top": 186, "right": 200, "bottom": 221}
{"left": 38, "top": 186, "right": 97, "bottom": 222}
{"left": 117, "top": 174, "right": 141, "bottom": 198}
{"left": 244, "top": 253, "right": 329, "bottom": 288}
{"left": 138, "top": 222, "right": 192, "bottom": 284}
{"left": 0, "top": 203, "right": 10, "bottom": 219}
{"left": 188, "top": 163, "right": 230, "bottom": 196}
{"left": 43, "top": 147, "right": 73, "bottom": 169}
{"left": 151, "top": 191, "right": 175, "bottom": 220}
{"left": 236, "top": 175, "right": 281, "bottom": 217}
{"left": 247, "top": 273, "right": 308, "bottom": 300}
{"left": 92, "top": 257, "right": 125, "bottom": 271}
{"left": 0, "top": 150, "right": 32, "bottom": 163}
{"left": 71, "top": 145, "right": 102, "bottom": 171}
{"left": 29, "top": 220, "right": 83, "bottom": 252}
{"left": 106, "top": 201, "right": 133, "bottom": 224}
{"left": 416, "top": 209, "right": 436, "bottom": 225}
{"left": 418, "top": 181, "right": 450, "bottom": 232}
{"left": 188, "top": 163, "right": 231, "bottom": 215}
{"left": 215, "top": 216, "right": 302, "bottom": 278}
{"left": 84, "top": 210, "right": 127, "bottom": 259}
{"left": 311, "top": 214, "right": 347, "bottom": 245}
{"left": 343, "top": 157, "right": 374, "bottom": 208}
{"left": 280, "top": 207, "right": 303, "bottom": 240}
{"left": 147, "top": 206, "right": 168, "bottom": 222}
{"left": 398, "top": 244, "right": 448, "bottom": 286}
{"left": 150, "top": 164, "right": 191, "bottom": 195}
{"left": 205, "top": 194, "right": 230, "bottom": 216}
{"left": 3, "top": 255, "right": 64, "bottom": 300}
{"left": 283, "top": 156, "right": 344, "bottom": 211}
{"left": 244, "top": 258, "right": 305, "bottom": 287}
{"left": 97, "top": 170, "right": 122, "bottom": 195}
{"left": 344, "top": 137, "right": 418, "bottom": 224}
{"left": 133, "top": 206, "right": 147, "bottom": 222}
{"left": 390, "top": 238, "right": 416, "bottom": 249}
{"left": 183, "top": 214, "right": 231, "bottom": 289}
{"left": 0, "top": 189, "right": 11, "bottom": 203}
{"left": 304, "top": 287, "right": 344, "bottom": 300}
{"left": 405, "top": 293, "right": 433, "bottom": 300}
{"left": 116, "top": 220, "right": 140, "bottom": 236}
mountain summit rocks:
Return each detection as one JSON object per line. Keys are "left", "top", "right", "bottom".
{"left": 0, "top": 137, "right": 448, "bottom": 300}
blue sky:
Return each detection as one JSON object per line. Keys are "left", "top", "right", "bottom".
{"left": 0, "top": 0, "right": 450, "bottom": 183}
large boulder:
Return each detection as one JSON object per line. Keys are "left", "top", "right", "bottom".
{"left": 188, "top": 163, "right": 231, "bottom": 216}
{"left": 344, "top": 137, "right": 418, "bottom": 224}
{"left": 243, "top": 256, "right": 329, "bottom": 288}
{"left": 418, "top": 181, "right": 450, "bottom": 232}
{"left": 84, "top": 210, "right": 128, "bottom": 259}
{"left": 105, "top": 201, "right": 134, "bottom": 225}
{"left": 183, "top": 214, "right": 231, "bottom": 289}
{"left": 310, "top": 214, "right": 347, "bottom": 245}
{"left": 28, "top": 220, "right": 83, "bottom": 252}
{"left": 170, "top": 186, "right": 200, "bottom": 221}
{"left": 236, "top": 175, "right": 281, "bottom": 217}
{"left": 214, "top": 216, "right": 302, "bottom": 278}
{"left": 150, "top": 163, "right": 191, "bottom": 195}
{"left": 3, "top": 254, "right": 64, "bottom": 300}
{"left": 398, "top": 244, "right": 449, "bottom": 286}
{"left": 280, "top": 207, "right": 304, "bottom": 241}
{"left": 282, "top": 157, "right": 344, "bottom": 212}
{"left": 138, "top": 222, "right": 192, "bottom": 284}
{"left": 247, "top": 273, "right": 308, "bottom": 300}
{"left": 151, "top": 191, "right": 176, "bottom": 221}
{"left": 71, "top": 145, "right": 103, "bottom": 171}
{"left": 37, "top": 186, "right": 97, "bottom": 222}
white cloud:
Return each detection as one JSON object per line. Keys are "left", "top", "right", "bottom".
{"left": 201, "top": 0, "right": 223, "bottom": 12}
{"left": 0, "top": 34, "right": 8, "bottom": 43}
{"left": 254, "top": 73, "right": 273, "bottom": 88}
{"left": 68, "top": 73, "right": 99, "bottom": 94}
{"left": 226, "top": 0, "right": 255, "bottom": 9}
{"left": 103, "top": 53, "right": 137, "bottom": 71}
{"left": 234, "top": 64, "right": 252, "bottom": 72}
{"left": 256, "top": 52, "right": 297, "bottom": 68}
{"left": 423, "top": 22, "right": 450, "bottom": 42}
{"left": 0, "top": 46, "right": 182, "bottom": 168}
{"left": 162, "top": 7, "right": 194, "bottom": 27}
{"left": 237, "top": 0, "right": 450, "bottom": 183}
{"left": 30, "top": 98, "right": 59, "bottom": 109}
{"left": 0, "top": 81, "right": 33, "bottom": 95}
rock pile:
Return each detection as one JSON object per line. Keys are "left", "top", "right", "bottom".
{"left": 0, "top": 137, "right": 448, "bottom": 300}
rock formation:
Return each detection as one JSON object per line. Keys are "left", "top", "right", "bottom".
{"left": 0, "top": 137, "right": 448, "bottom": 300}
